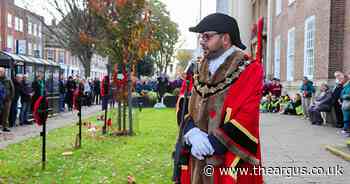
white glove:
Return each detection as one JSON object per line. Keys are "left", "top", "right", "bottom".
{"left": 184, "top": 127, "right": 214, "bottom": 160}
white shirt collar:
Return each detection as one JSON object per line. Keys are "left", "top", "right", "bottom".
{"left": 208, "top": 46, "right": 237, "bottom": 75}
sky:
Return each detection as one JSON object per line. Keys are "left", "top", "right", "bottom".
{"left": 15, "top": 0, "right": 217, "bottom": 50}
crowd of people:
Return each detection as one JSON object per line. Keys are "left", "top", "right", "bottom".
{"left": 59, "top": 75, "right": 102, "bottom": 112}
{"left": 0, "top": 66, "right": 104, "bottom": 133}
{"left": 260, "top": 71, "right": 350, "bottom": 137}
{"left": 0, "top": 67, "right": 183, "bottom": 133}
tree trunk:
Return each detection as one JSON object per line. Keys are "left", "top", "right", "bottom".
{"left": 118, "top": 101, "right": 122, "bottom": 131}
{"left": 84, "top": 62, "right": 91, "bottom": 79}
{"left": 79, "top": 54, "right": 92, "bottom": 78}
{"left": 127, "top": 62, "right": 133, "bottom": 135}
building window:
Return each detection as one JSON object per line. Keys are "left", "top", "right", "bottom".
{"left": 7, "top": 13, "right": 12, "bottom": 28}
{"left": 20, "top": 19, "right": 23, "bottom": 32}
{"left": 275, "top": 0, "right": 282, "bottom": 16}
{"left": 288, "top": 0, "right": 296, "bottom": 6}
{"left": 47, "top": 49, "right": 54, "bottom": 60}
{"left": 28, "top": 22, "right": 32, "bottom": 35}
{"left": 7, "top": 35, "right": 13, "bottom": 51}
{"left": 274, "top": 35, "right": 281, "bottom": 79}
{"left": 33, "top": 24, "right": 37, "bottom": 37}
{"left": 287, "top": 27, "right": 295, "bottom": 81}
{"left": 15, "top": 17, "right": 19, "bottom": 31}
{"left": 14, "top": 17, "right": 23, "bottom": 32}
{"left": 59, "top": 51, "right": 65, "bottom": 64}
{"left": 38, "top": 24, "right": 42, "bottom": 38}
{"left": 28, "top": 42, "right": 32, "bottom": 55}
{"left": 304, "top": 16, "right": 315, "bottom": 79}
{"left": 33, "top": 43, "right": 37, "bottom": 56}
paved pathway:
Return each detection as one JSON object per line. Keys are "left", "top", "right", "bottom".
{"left": 0, "top": 105, "right": 102, "bottom": 149}
{"left": 261, "top": 113, "right": 349, "bottom": 184}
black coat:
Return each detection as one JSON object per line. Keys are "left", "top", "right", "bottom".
{"left": 13, "top": 80, "right": 22, "bottom": 101}
{"left": 20, "top": 80, "right": 32, "bottom": 103}
{"left": 59, "top": 80, "right": 66, "bottom": 94}
{"left": 93, "top": 80, "right": 100, "bottom": 94}
{"left": 314, "top": 90, "right": 333, "bottom": 111}
{"left": 332, "top": 84, "right": 343, "bottom": 104}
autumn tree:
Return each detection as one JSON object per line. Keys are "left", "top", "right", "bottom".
{"left": 148, "top": 0, "right": 179, "bottom": 75}
{"left": 43, "top": 0, "right": 101, "bottom": 78}
{"left": 88, "top": 0, "right": 159, "bottom": 135}
{"left": 175, "top": 49, "right": 194, "bottom": 70}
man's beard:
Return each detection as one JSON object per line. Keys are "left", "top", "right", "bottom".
{"left": 205, "top": 46, "right": 226, "bottom": 60}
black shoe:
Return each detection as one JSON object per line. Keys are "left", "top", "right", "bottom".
{"left": 2, "top": 128, "right": 11, "bottom": 132}
{"left": 335, "top": 124, "right": 343, "bottom": 128}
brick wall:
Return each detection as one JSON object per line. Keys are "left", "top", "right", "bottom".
{"left": 328, "top": 0, "right": 346, "bottom": 77}
{"left": 271, "top": 0, "right": 331, "bottom": 82}
{"left": 343, "top": 0, "right": 350, "bottom": 73}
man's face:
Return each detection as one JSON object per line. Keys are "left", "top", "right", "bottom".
{"left": 16, "top": 76, "right": 23, "bottom": 82}
{"left": 0, "top": 68, "right": 5, "bottom": 77}
{"left": 38, "top": 73, "right": 43, "bottom": 80}
{"left": 335, "top": 73, "right": 345, "bottom": 84}
{"left": 200, "top": 31, "right": 224, "bottom": 54}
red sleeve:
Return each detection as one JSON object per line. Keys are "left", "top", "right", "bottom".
{"left": 212, "top": 61, "right": 263, "bottom": 166}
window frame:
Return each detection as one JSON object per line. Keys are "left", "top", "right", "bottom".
{"left": 7, "top": 13, "right": 12, "bottom": 28}
{"left": 275, "top": 0, "right": 282, "bottom": 16}
{"left": 274, "top": 35, "right": 281, "bottom": 79}
{"left": 304, "top": 16, "right": 316, "bottom": 79}
{"left": 287, "top": 27, "right": 295, "bottom": 81}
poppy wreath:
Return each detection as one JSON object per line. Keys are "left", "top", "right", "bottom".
{"left": 33, "top": 96, "right": 49, "bottom": 126}
{"left": 113, "top": 64, "right": 128, "bottom": 88}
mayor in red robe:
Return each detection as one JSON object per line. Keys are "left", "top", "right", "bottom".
{"left": 174, "top": 13, "right": 264, "bottom": 184}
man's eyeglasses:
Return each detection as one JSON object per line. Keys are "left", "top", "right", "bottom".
{"left": 200, "top": 32, "right": 222, "bottom": 41}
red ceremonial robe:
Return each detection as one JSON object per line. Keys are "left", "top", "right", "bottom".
{"left": 178, "top": 50, "right": 263, "bottom": 184}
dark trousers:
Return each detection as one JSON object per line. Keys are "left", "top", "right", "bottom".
{"left": 308, "top": 106, "right": 323, "bottom": 125}
{"left": 20, "top": 101, "right": 30, "bottom": 124}
{"left": 334, "top": 103, "right": 343, "bottom": 126}
{"left": 59, "top": 93, "right": 65, "bottom": 112}
{"left": 1, "top": 100, "right": 12, "bottom": 129}
{"left": 9, "top": 98, "right": 19, "bottom": 127}
{"left": 94, "top": 93, "right": 100, "bottom": 105}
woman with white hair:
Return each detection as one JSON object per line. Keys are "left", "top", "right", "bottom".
{"left": 308, "top": 83, "right": 332, "bottom": 125}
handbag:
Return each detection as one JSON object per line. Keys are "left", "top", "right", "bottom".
{"left": 342, "top": 99, "right": 350, "bottom": 111}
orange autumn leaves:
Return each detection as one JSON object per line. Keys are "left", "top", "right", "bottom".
{"left": 87, "top": 0, "right": 158, "bottom": 61}
{"left": 79, "top": 32, "right": 95, "bottom": 45}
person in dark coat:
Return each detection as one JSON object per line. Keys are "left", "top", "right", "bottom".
{"left": 93, "top": 78, "right": 101, "bottom": 105}
{"left": 31, "top": 72, "right": 45, "bottom": 111}
{"left": 308, "top": 83, "right": 333, "bottom": 125}
{"left": 9, "top": 74, "right": 23, "bottom": 127}
{"left": 59, "top": 75, "right": 66, "bottom": 112}
{"left": 19, "top": 74, "right": 32, "bottom": 125}
{"left": 156, "top": 74, "right": 168, "bottom": 103}
{"left": 65, "top": 76, "right": 76, "bottom": 111}
{"left": 0, "top": 67, "right": 14, "bottom": 132}
{"left": 333, "top": 71, "right": 345, "bottom": 128}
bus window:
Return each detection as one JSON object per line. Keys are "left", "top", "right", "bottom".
{"left": 5, "top": 68, "right": 11, "bottom": 78}
{"left": 15, "top": 65, "right": 24, "bottom": 75}
{"left": 53, "top": 68, "right": 60, "bottom": 94}
{"left": 25, "top": 65, "right": 34, "bottom": 83}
